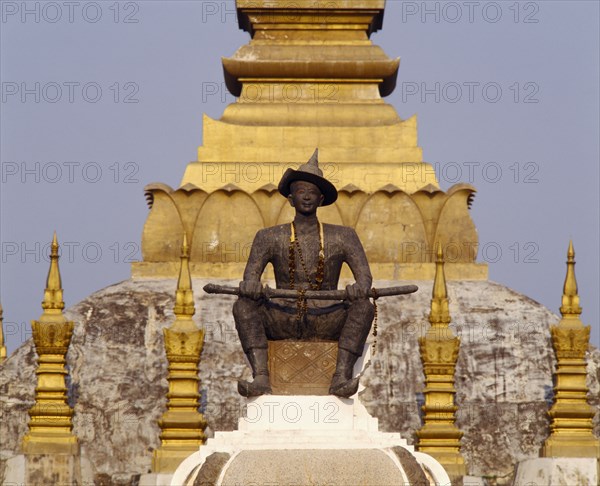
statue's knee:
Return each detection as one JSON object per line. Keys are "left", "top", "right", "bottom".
{"left": 233, "top": 297, "right": 258, "bottom": 320}
{"left": 349, "top": 299, "right": 375, "bottom": 321}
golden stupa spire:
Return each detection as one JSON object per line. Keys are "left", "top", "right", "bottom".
{"left": 559, "top": 240, "right": 582, "bottom": 319}
{"left": 173, "top": 233, "right": 195, "bottom": 318}
{"left": 153, "top": 235, "right": 206, "bottom": 473}
{"left": 417, "top": 244, "right": 466, "bottom": 478}
{"left": 543, "top": 241, "right": 600, "bottom": 458}
{"left": 0, "top": 302, "right": 6, "bottom": 362}
{"left": 429, "top": 242, "right": 450, "bottom": 328}
{"left": 22, "top": 232, "right": 78, "bottom": 454}
{"left": 41, "top": 232, "right": 65, "bottom": 316}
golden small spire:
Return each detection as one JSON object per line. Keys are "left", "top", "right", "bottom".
{"left": 417, "top": 242, "right": 465, "bottom": 477}
{"left": 153, "top": 232, "right": 206, "bottom": 473}
{"left": 543, "top": 241, "right": 599, "bottom": 458}
{"left": 559, "top": 240, "right": 582, "bottom": 319}
{"left": 0, "top": 302, "right": 6, "bottom": 362}
{"left": 22, "top": 232, "right": 77, "bottom": 454}
{"left": 173, "top": 233, "right": 195, "bottom": 318}
{"left": 41, "top": 232, "right": 65, "bottom": 315}
{"left": 429, "top": 242, "right": 450, "bottom": 327}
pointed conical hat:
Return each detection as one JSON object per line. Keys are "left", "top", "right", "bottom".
{"left": 278, "top": 149, "right": 338, "bottom": 206}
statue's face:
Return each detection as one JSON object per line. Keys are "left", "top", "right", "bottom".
{"left": 288, "top": 180, "right": 324, "bottom": 216}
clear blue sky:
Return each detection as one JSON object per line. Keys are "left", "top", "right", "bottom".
{"left": 1, "top": 1, "right": 598, "bottom": 353}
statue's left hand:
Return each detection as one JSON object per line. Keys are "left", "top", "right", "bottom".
{"left": 345, "top": 283, "right": 368, "bottom": 302}
{"left": 239, "top": 280, "right": 263, "bottom": 300}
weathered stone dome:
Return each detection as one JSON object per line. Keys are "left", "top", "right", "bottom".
{"left": 1, "top": 278, "right": 598, "bottom": 484}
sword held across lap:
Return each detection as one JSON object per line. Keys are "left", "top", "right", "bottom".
{"left": 203, "top": 283, "right": 418, "bottom": 300}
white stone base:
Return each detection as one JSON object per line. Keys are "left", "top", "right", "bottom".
{"left": 513, "top": 458, "right": 599, "bottom": 486}
{"left": 238, "top": 394, "right": 379, "bottom": 433}
{"left": 171, "top": 394, "right": 450, "bottom": 486}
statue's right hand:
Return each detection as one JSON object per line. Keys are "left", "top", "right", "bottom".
{"left": 239, "top": 281, "right": 263, "bottom": 300}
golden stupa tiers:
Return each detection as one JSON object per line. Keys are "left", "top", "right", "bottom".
{"left": 134, "top": 0, "right": 486, "bottom": 281}
{"left": 542, "top": 241, "right": 600, "bottom": 459}
{"left": 416, "top": 244, "right": 466, "bottom": 478}
{"left": 185, "top": 0, "right": 416, "bottom": 189}
{"left": 153, "top": 234, "right": 207, "bottom": 473}
{"left": 22, "top": 233, "right": 78, "bottom": 455}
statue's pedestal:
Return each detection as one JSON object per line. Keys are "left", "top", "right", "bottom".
{"left": 166, "top": 394, "right": 450, "bottom": 485}
{"left": 268, "top": 340, "right": 338, "bottom": 395}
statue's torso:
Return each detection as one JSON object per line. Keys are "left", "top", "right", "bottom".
{"left": 260, "top": 223, "right": 348, "bottom": 291}
{"left": 243, "top": 221, "right": 372, "bottom": 310}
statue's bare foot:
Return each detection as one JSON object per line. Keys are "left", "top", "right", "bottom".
{"left": 237, "top": 375, "right": 272, "bottom": 397}
{"left": 329, "top": 348, "right": 360, "bottom": 398}
{"left": 329, "top": 376, "right": 359, "bottom": 398}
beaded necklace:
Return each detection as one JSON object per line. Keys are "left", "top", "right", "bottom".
{"left": 289, "top": 221, "right": 325, "bottom": 320}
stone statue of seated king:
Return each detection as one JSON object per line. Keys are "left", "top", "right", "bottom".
{"left": 233, "top": 149, "right": 375, "bottom": 399}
